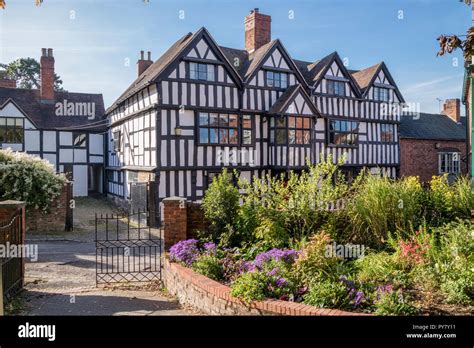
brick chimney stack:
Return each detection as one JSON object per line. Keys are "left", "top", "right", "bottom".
{"left": 40, "top": 48, "right": 55, "bottom": 100}
{"left": 442, "top": 98, "right": 461, "bottom": 123}
{"left": 0, "top": 71, "right": 16, "bottom": 88}
{"left": 244, "top": 8, "right": 271, "bottom": 53}
{"left": 137, "top": 50, "right": 153, "bottom": 77}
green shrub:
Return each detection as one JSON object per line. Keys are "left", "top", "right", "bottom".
{"left": 0, "top": 149, "right": 66, "bottom": 211}
{"left": 374, "top": 290, "right": 418, "bottom": 316}
{"left": 201, "top": 169, "right": 241, "bottom": 247}
{"left": 347, "top": 175, "right": 423, "bottom": 248}
{"left": 355, "top": 252, "right": 411, "bottom": 288}
{"left": 303, "top": 279, "right": 350, "bottom": 309}
{"left": 293, "top": 232, "right": 343, "bottom": 286}
{"left": 191, "top": 255, "right": 223, "bottom": 281}
{"left": 230, "top": 271, "right": 269, "bottom": 303}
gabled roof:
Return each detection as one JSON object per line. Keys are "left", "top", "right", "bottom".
{"left": 109, "top": 31, "right": 195, "bottom": 112}
{"left": 108, "top": 27, "right": 245, "bottom": 114}
{"left": 269, "top": 84, "right": 320, "bottom": 116}
{"left": 0, "top": 87, "right": 106, "bottom": 131}
{"left": 351, "top": 63, "right": 382, "bottom": 92}
{"left": 400, "top": 113, "right": 466, "bottom": 141}
{"left": 294, "top": 52, "right": 337, "bottom": 84}
{"left": 351, "top": 61, "right": 405, "bottom": 102}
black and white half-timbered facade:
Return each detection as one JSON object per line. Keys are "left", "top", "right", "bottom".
{"left": 105, "top": 9, "right": 405, "bottom": 210}
{"left": 0, "top": 49, "right": 106, "bottom": 197}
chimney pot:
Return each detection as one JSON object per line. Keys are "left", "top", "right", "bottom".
{"left": 40, "top": 48, "right": 55, "bottom": 100}
{"left": 245, "top": 8, "right": 271, "bottom": 53}
{"left": 0, "top": 71, "right": 17, "bottom": 89}
{"left": 442, "top": 98, "right": 461, "bottom": 124}
{"left": 137, "top": 50, "right": 153, "bottom": 77}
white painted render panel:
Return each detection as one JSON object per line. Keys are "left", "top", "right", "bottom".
{"left": 59, "top": 149, "right": 73, "bottom": 162}
{"left": 89, "top": 134, "right": 103, "bottom": 155}
{"left": 24, "top": 130, "right": 40, "bottom": 152}
{"left": 60, "top": 132, "right": 72, "bottom": 146}
{"left": 73, "top": 165, "right": 88, "bottom": 197}
{"left": 43, "top": 153, "right": 56, "bottom": 167}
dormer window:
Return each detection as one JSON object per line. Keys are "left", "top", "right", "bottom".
{"left": 374, "top": 87, "right": 389, "bottom": 102}
{"left": 266, "top": 71, "right": 288, "bottom": 89}
{"left": 189, "top": 62, "right": 215, "bottom": 82}
{"left": 327, "top": 80, "right": 345, "bottom": 96}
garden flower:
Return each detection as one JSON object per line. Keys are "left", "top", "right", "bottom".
{"left": 169, "top": 239, "right": 200, "bottom": 266}
{"left": 266, "top": 267, "right": 280, "bottom": 277}
{"left": 253, "top": 248, "right": 299, "bottom": 268}
{"left": 275, "top": 277, "right": 288, "bottom": 287}
{"left": 203, "top": 242, "right": 217, "bottom": 255}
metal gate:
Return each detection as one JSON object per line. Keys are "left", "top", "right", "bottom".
{"left": 0, "top": 209, "right": 24, "bottom": 301}
{"left": 95, "top": 210, "right": 162, "bottom": 285}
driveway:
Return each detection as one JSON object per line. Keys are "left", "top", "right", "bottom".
{"left": 17, "top": 197, "right": 194, "bottom": 316}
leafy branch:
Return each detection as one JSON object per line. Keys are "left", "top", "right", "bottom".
{"left": 436, "top": 0, "right": 474, "bottom": 62}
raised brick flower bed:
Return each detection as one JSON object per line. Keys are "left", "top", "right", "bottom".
{"left": 163, "top": 258, "right": 370, "bottom": 316}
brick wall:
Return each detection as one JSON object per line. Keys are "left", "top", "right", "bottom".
{"left": 163, "top": 197, "right": 209, "bottom": 250}
{"left": 400, "top": 138, "right": 467, "bottom": 182}
{"left": 26, "top": 183, "right": 71, "bottom": 232}
{"left": 163, "top": 258, "right": 369, "bottom": 316}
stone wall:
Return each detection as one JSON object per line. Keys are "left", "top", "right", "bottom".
{"left": 26, "top": 183, "right": 72, "bottom": 232}
{"left": 163, "top": 258, "right": 369, "bottom": 316}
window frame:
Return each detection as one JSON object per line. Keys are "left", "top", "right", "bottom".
{"left": 270, "top": 115, "right": 312, "bottom": 146}
{"left": 374, "top": 86, "right": 390, "bottom": 102}
{"left": 380, "top": 123, "right": 395, "bottom": 143}
{"left": 0, "top": 117, "right": 24, "bottom": 144}
{"left": 327, "top": 119, "right": 359, "bottom": 147}
{"left": 266, "top": 70, "right": 288, "bottom": 89}
{"left": 438, "top": 152, "right": 461, "bottom": 175}
{"left": 197, "top": 111, "right": 241, "bottom": 146}
{"left": 112, "top": 130, "right": 121, "bottom": 152}
{"left": 326, "top": 80, "right": 346, "bottom": 96}
{"left": 189, "top": 62, "right": 215, "bottom": 82}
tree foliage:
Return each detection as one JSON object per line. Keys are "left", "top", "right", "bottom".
{"left": 0, "top": 0, "right": 43, "bottom": 9}
{"left": 0, "top": 58, "right": 63, "bottom": 91}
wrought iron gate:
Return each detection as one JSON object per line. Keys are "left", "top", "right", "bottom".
{"left": 95, "top": 210, "right": 162, "bottom": 285}
{"left": 0, "top": 209, "right": 24, "bottom": 301}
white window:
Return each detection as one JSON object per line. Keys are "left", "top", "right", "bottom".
{"left": 189, "top": 62, "right": 215, "bottom": 81}
{"left": 266, "top": 71, "right": 288, "bottom": 89}
{"left": 438, "top": 152, "right": 460, "bottom": 174}
{"left": 112, "top": 130, "right": 121, "bottom": 152}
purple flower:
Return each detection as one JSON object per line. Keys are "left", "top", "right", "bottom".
{"left": 169, "top": 239, "right": 200, "bottom": 266}
{"left": 339, "top": 275, "right": 356, "bottom": 290}
{"left": 253, "top": 248, "right": 299, "bottom": 269}
{"left": 275, "top": 277, "right": 288, "bottom": 287}
{"left": 353, "top": 291, "right": 366, "bottom": 308}
{"left": 203, "top": 242, "right": 217, "bottom": 255}
{"left": 266, "top": 267, "right": 280, "bottom": 277}
{"left": 376, "top": 284, "right": 394, "bottom": 300}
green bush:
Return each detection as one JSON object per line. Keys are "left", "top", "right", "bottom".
{"left": 0, "top": 149, "right": 66, "bottom": 211}
{"left": 374, "top": 290, "right": 418, "bottom": 316}
{"left": 191, "top": 255, "right": 223, "bottom": 281}
{"left": 355, "top": 251, "right": 412, "bottom": 288}
{"left": 293, "top": 232, "right": 343, "bottom": 286}
{"left": 201, "top": 169, "right": 241, "bottom": 247}
{"left": 347, "top": 175, "right": 423, "bottom": 248}
{"left": 303, "top": 279, "right": 349, "bottom": 309}
{"left": 230, "top": 271, "right": 269, "bottom": 303}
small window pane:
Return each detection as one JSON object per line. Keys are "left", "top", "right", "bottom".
{"left": 207, "top": 65, "right": 215, "bottom": 81}
{"left": 243, "top": 129, "right": 252, "bottom": 144}
{"left": 289, "top": 117, "right": 296, "bottom": 128}
{"left": 281, "top": 73, "right": 287, "bottom": 88}
{"left": 295, "top": 130, "right": 303, "bottom": 144}
{"left": 199, "top": 113, "right": 209, "bottom": 125}
{"left": 243, "top": 115, "right": 251, "bottom": 129}
{"left": 296, "top": 117, "right": 303, "bottom": 128}
{"left": 276, "top": 129, "right": 287, "bottom": 144}
{"left": 15, "top": 118, "right": 23, "bottom": 126}
{"left": 276, "top": 118, "right": 286, "bottom": 128}
{"left": 199, "top": 128, "right": 209, "bottom": 143}
{"left": 209, "top": 113, "right": 219, "bottom": 126}
{"left": 219, "top": 114, "right": 229, "bottom": 126}
{"left": 6, "top": 118, "right": 14, "bottom": 126}
{"left": 229, "top": 129, "right": 238, "bottom": 145}
{"left": 219, "top": 128, "right": 229, "bottom": 144}
{"left": 209, "top": 128, "right": 218, "bottom": 144}
{"left": 303, "top": 118, "right": 310, "bottom": 129}
{"left": 229, "top": 114, "right": 238, "bottom": 127}
{"left": 289, "top": 130, "right": 296, "bottom": 144}
{"left": 303, "top": 130, "right": 310, "bottom": 144}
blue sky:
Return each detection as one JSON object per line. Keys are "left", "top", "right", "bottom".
{"left": 0, "top": 0, "right": 470, "bottom": 114}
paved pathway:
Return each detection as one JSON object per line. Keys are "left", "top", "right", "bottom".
{"left": 17, "top": 198, "right": 194, "bottom": 316}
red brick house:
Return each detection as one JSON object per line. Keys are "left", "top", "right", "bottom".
{"left": 400, "top": 99, "right": 467, "bottom": 182}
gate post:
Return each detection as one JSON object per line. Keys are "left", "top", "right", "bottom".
{"left": 163, "top": 197, "right": 187, "bottom": 251}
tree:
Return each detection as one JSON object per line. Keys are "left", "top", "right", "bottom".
{"left": 0, "top": 0, "right": 43, "bottom": 9}
{"left": 437, "top": 0, "right": 474, "bottom": 62}
{"left": 0, "top": 58, "right": 63, "bottom": 91}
